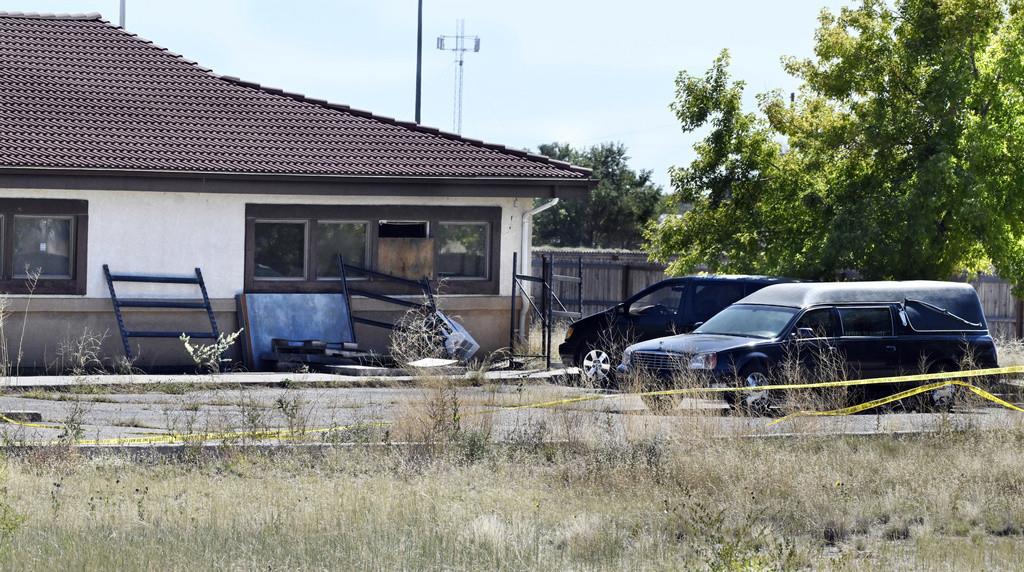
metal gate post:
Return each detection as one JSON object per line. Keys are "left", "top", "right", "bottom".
{"left": 510, "top": 252, "right": 518, "bottom": 350}
{"left": 577, "top": 257, "right": 584, "bottom": 317}
{"left": 544, "top": 255, "right": 553, "bottom": 370}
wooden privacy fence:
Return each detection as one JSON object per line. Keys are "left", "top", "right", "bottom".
{"left": 530, "top": 249, "right": 668, "bottom": 318}
{"left": 969, "top": 275, "right": 1023, "bottom": 339}
{"left": 530, "top": 248, "right": 1024, "bottom": 338}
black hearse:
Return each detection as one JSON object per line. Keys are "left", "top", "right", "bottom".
{"left": 559, "top": 275, "right": 792, "bottom": 383}
{"left": 616, "top": 281, "right": 998, "bottom": 412}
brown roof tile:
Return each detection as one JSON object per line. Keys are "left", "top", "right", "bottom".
{"left": 0, "top": 12, "right": 590, "bottom": 180}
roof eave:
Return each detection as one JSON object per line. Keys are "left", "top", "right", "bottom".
{"left": 0, "top": 166, "right": 596, "bottom": 198}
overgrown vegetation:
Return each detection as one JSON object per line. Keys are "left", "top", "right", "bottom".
{"left": 180, "top": 330, "right": 243, "bottom": 374}
{"left": 1, "top": 428, "right": 1024, "bottom": 569}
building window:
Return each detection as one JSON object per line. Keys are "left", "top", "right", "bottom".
{"left": 379, "top": 220, "right": 428, "bottom": 238}
{"left": 316, "top": 221, "right": 368, "bottom": 279}
{"left": 14, "top": 216, "right": 73, "bottom": 278}
{"left": 437, "top": 222, "right": 489, "bottom": 279}
{"left": 0, "top": 199, "right": 88, "bottom": 295}
{"left": 244, "top": 204, "right": 499, "bottom": 295}
{"left": 253, "top": 221, "right": 307, "bottom": 280}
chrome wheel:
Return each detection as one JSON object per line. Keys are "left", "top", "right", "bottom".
{"left": 741, "top": 370, "right": 774, "bottom": 415}
{"left": 581, "top": 348, "right": 612, "bottom": 383}
{"left": 931, "top": 385, "right": 956, "bottom": 411}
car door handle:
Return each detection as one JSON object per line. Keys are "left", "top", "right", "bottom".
{"left": 884, "top": 345, "right": 897, "bottom": 352}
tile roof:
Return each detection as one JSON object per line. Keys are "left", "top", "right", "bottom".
{"left": 0, "top": 12, "right": 590, "bottom": 181}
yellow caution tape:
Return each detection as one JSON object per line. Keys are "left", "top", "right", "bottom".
{"left": 501, "top": 365, "right": 1024, "bottom": 411}
{"left": 769, "top": 380, "right": 1024, "bottom": 426}
{"left": 5, "top": 365, "right": 1024, "bottom": 445}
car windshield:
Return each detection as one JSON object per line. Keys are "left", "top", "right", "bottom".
{"left": 693, "top": 304, "right": 799, "bottom": 339}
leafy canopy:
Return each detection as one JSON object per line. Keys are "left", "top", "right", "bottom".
{"left": 534, "top": 142, "right": 665, "bottom": 249}
{"left": 648, "top": 0, "right": 1024, "bottom": 288}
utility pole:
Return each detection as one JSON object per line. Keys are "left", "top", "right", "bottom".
{"left": 119, "top": 0, "right": 126, "bottom": 28}
{"left": 436, "top": 19, "right": 480, "bottom": 134}
{"left": 414, "top": 0, "right": 423, "bottom": 124}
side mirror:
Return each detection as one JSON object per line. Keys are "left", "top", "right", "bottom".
{"left": 796, "top": 327, "right": 816, "bottom": 339}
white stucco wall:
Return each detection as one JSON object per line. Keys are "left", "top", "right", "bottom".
{"left": 0, "top": 187, "right": 530, "bottom": 299}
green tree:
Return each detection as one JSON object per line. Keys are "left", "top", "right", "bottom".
{"left": 648, "top": 0, "right": 1024, "bottom": 288}
{"left": 534, "top": 142, "right": 664, "bottom": 249}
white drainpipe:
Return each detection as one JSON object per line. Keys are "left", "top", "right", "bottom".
{"left": 519, "top": 198, "right": 559, "bottom": 339}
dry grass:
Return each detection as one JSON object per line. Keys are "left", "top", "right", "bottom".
{"left": 1, "top": 429, "right": 1024, "bottom": 570}
{"left": 0, "top": 333, "right": 1022, "bottom": 568}
{"left": 996, "top": 337, "right": 1024, "bottom": 367}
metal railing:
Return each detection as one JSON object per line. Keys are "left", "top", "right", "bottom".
{"left": 509, "top": 252, "right": 583, "bottom": 369}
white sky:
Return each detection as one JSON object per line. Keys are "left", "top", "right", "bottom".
{"left": 6, "top": 0, "right": 852, "bottom": 189}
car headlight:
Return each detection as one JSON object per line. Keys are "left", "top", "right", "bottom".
{"left": 622, "top": 349, "right": 632, "bottom": 366}
{"left": 688, "top": 353, "right": 718, "bottom": 370}
{"left": 564, "top": 327, "right": 574, "bottom": 341}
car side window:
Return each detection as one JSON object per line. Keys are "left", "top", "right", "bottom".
{"left": 692, "top": 282, "right": 747, "bottom": 323}
{"left": 628, "top": 284, "right": 686, "bottom": 316}
{"left": 795, "top": 308, "right": 840, "bottom": 338}
{"left": 838, "top": 307, "right": 893, "bottom": 337}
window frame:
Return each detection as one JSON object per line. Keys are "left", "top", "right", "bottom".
{"left": 314, "top": 220, "right": 371, "bottom": 281}
{"left": 244, "top": 204, "right": 501, "bottom": 295}
{"left": 690, "top": 281, "right": 748, "bottom": 324}
{"left": 0, "top": 199, "right": 87, "bottom": 295}
{"left": 13, "top": 214, "right": 76, "bottom": 280}
{"left": 792, "top": 306, "right": 841, "bottom": 339}
{"left": 435, "top": 220, "right": 491, "bottom": 281}
{"left": 837, "top": 305, "right": 895, "bottom": 338}
{"left": 378, "top": 220, "right": 429, "bottom": 239}
{"left": 252, "top": 219, "right": 309, "bottom": 282}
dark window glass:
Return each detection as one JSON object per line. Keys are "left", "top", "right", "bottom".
{"left": 629, "top": 284, "right": 686, "bottom": 316}
{"left": 254, "top": 221, "right": 306, "bottom": 279}
{"left": 692, "top": 282, "right": 747, "bottom": 322}
{"left": 14, "top": 216, "right": 72, "bottom": 278}
{"left": 694, "top": 304, "right": 798, "bottom": 339}
{"left": 437, "top": 223, "right": 488, "bottom": 278}
{"left": 379, "top": 221, "right": 427, "bottom": 238}
{"left": 795, "top": 308, "right": 840, "bottom": 337}
{"left": 838, "top": 307, "right": 893, "bottom": 337}
{"left": 316, "top": 222, "right": 368, "bottom": 279}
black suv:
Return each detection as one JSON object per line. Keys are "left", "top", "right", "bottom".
{"left": 617, "top": 281, "right": 998, "bottom": 412}
{"left": 559, "top": 275, "right": 792, "bottom": 383}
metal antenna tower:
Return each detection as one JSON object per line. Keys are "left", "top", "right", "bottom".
{"left": 119, "top": 0, "right": 126, "bottom": 28}
{"left": 436, "top": 19, "right": 480, "bottom": 134}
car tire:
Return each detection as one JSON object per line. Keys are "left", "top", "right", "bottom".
{"left": 887, "top": 361, "right": 957, "bottom": 413}
{"left": 578, "top": 345, "right": 614, "bottom": 388}
{"left": 925, "top": 361, "right": 958, "bottom": 412}
{"left": 732, "top": 363, "right": 779, "bottom": 417}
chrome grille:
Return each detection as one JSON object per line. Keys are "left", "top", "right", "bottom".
{"left": 632, "top": 351, "right": 688, "bottom": 371}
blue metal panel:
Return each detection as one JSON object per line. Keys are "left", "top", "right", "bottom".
{"left": 239, "top": 293, "right": 356, "bottom": 370}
